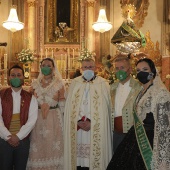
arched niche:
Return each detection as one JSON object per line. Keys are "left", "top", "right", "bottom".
{"left": 44, "top": 0, "right": 80, "bottom": 44}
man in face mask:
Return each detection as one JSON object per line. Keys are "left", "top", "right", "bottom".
{"left": 0, "top": 65, "right": 38, "bottom": 170}
{"left": 111, "top": 55, "right": 141, "bottom": 152}
{"left": 64, "top": 58, "right": 113, "bottom": 170}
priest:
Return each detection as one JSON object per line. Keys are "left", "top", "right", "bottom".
{"left": 64, "top": 54, "right": 113, "bottom": 170}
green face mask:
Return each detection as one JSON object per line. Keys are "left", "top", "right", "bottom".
{"left": 116, "top": 70, "right": 127, "bottom": 81}
{"left": 10, "top": 78, "right": 22, "bottom": 88}
{"left": 41, "top": 67, "right": 51, "bottom": 76}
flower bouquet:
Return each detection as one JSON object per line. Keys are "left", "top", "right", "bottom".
{"left": 78, "top": 48, "right": 96, "bottom": 61}
{"left": 18, "top": 49, "right": 34, "bottom": 63}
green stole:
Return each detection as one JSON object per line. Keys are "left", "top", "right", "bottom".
{"left": 133, "top": 110, "right": 153, "bottom": 170}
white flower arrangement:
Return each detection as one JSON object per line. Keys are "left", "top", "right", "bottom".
{"left": 78, "top": 48, "right": 96, "bottom": 62}
{"left": 18, "top": 48, "right": 34, "bottom": 63}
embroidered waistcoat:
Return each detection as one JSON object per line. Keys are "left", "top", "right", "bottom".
{"left": 0, "top": 88, "right": 32, "bottom": 129}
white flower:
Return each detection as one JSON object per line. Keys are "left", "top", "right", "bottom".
{"left": 79, "top": 48, "right": 96, "bottom": 61}
{"left": 18, "top": 48, "right": 34, "bottom": 63}
{"left": 166, "top": 74, "right": 170, "bottom": 79}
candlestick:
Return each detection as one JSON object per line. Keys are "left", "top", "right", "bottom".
{"left": 40, "top": 48, "right": 43, "bottom": 61}
{"left": 60, "top": 54, "right": 64, "bottom": 70}
{"left": 45, "top": 49, "right": 47, "bottom": 58}
{"left": 73, "top": 49, "right": 75, "bottom": 68}
{"left": 65, "top": 54, "right": 67, "bottom": 79}
{"left": 52, "top": 49, "right": 54, "bottom": 58}
{"left": 60, "top": 54, "right": 62, "bottom": 71}
{"left": 67, "top": 48, "right": 70, "bottom": 68}
{"left": 0, "top": 56, "right": 1, "bottom": 70}
{"left": 4, "top": 54, "right": 7, "bottom": 69}
{"left": 79, "top": 50, "right": 81, "bottom": 68}
{"left": 65, "top": 54, "right": 67, "bottom": 70}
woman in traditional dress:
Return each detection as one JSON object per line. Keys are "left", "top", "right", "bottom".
{"left": 27, "top": 58, "right": 65, "bottom": 170}
{"left": 107, "top": 57, "right": 170, "bottom": 170}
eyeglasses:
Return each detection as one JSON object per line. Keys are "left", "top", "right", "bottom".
{"left": 82, "top": 66, "right": 95, "bottom": 69}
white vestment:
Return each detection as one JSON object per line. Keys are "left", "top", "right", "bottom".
{"left": 64, "top": 76, "right": 113, "bottom": 170}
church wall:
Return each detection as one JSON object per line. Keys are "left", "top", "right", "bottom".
{"left": 140, "top": 0, "right": 163, "bottom": 52}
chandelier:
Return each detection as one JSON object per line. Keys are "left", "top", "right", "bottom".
{"left": 2, "top": 5, "right": 24, "bottom": 32}
{"left": 92, "top": 8, "right": 112, "bottom": 33}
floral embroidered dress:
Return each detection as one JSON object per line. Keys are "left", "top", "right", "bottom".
{"left": 27, "top": 78, "right": 65, "bottom": 170}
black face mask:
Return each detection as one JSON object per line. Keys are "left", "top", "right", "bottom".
{"left": 137, "top": 71, "right": 153, "bottom": 84}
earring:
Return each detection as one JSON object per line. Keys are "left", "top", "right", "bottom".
{"left": 147, "top": 72, "right": 154, "bottom": 80}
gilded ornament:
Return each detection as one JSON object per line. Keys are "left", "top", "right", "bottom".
{"left": 120, "top": 0, "right": 150, "bottom": 28}
{"left": 28, "top": 1, "right": 36, "bottom": 7}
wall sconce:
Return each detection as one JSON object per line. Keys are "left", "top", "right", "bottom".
{"left": 2, "top": 5, "right": 24, "bottom": 32}
{"left": 92, "top": 8, "right": 112, "bottom": 33}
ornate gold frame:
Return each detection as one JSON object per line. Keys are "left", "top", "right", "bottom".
{"left": 120, "top": 0, "right": 150, "bottom": 28}
{"left": 45, "top": 0, "right": 80, "bottom": 43}
{"left": 140, "top": 31, "right": 162, "bottom": 68}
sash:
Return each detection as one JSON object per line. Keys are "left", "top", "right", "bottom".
{"left": 133, "top": 111, "right": 153, "bottom": 170}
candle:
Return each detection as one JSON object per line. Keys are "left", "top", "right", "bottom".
{"left": 73, "top": 48, "right": 75, "bottom": 68}
{"left": 0, "top": 56, "right": 1, "bottom": 70}
{"left": 40, "top": 48, "right": 43, "bottom": 61}
{"left": 79, "top": 50, "right": 81, "bottom": 68}
{"left": 65, "top": 54, "right": 67, "bottom": 70}
{"left": 60, "top": 54, "right": 62, "bottom": 70}
{"left": 4, "top": 54, "right": 7, "bottom": 69}
{"left": 67, "top": 48, "right": 70, "bottom": 68}
{"left": 52, "top": 49, "right": 54, "bottom": 58}
{"left": 45, "top": 49, "right": 47, "bottom": 58}
{"left": 65, "top": 54, "right": 67, "bottom": 79}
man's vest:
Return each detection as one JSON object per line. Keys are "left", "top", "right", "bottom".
{"left": 0, "top": 88, "right": 32, "bottom": 130}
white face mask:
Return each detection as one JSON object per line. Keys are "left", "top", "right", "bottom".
{"left": 83, "top": 70, "right": 94, "bottom": 81}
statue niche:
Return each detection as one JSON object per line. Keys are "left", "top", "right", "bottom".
{"left": 44, "top": 0, "right": 80, "bottom": 44}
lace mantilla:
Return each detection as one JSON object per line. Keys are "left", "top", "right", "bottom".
{"left": 32, "top": 78, "right": 63, "bottom": 107}
{"left": 135, "top": 73, "right": 170, "bottom": 170}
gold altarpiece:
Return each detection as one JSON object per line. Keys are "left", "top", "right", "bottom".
{"left": 25, "top": 0, "right": 88, "bottom": 81}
